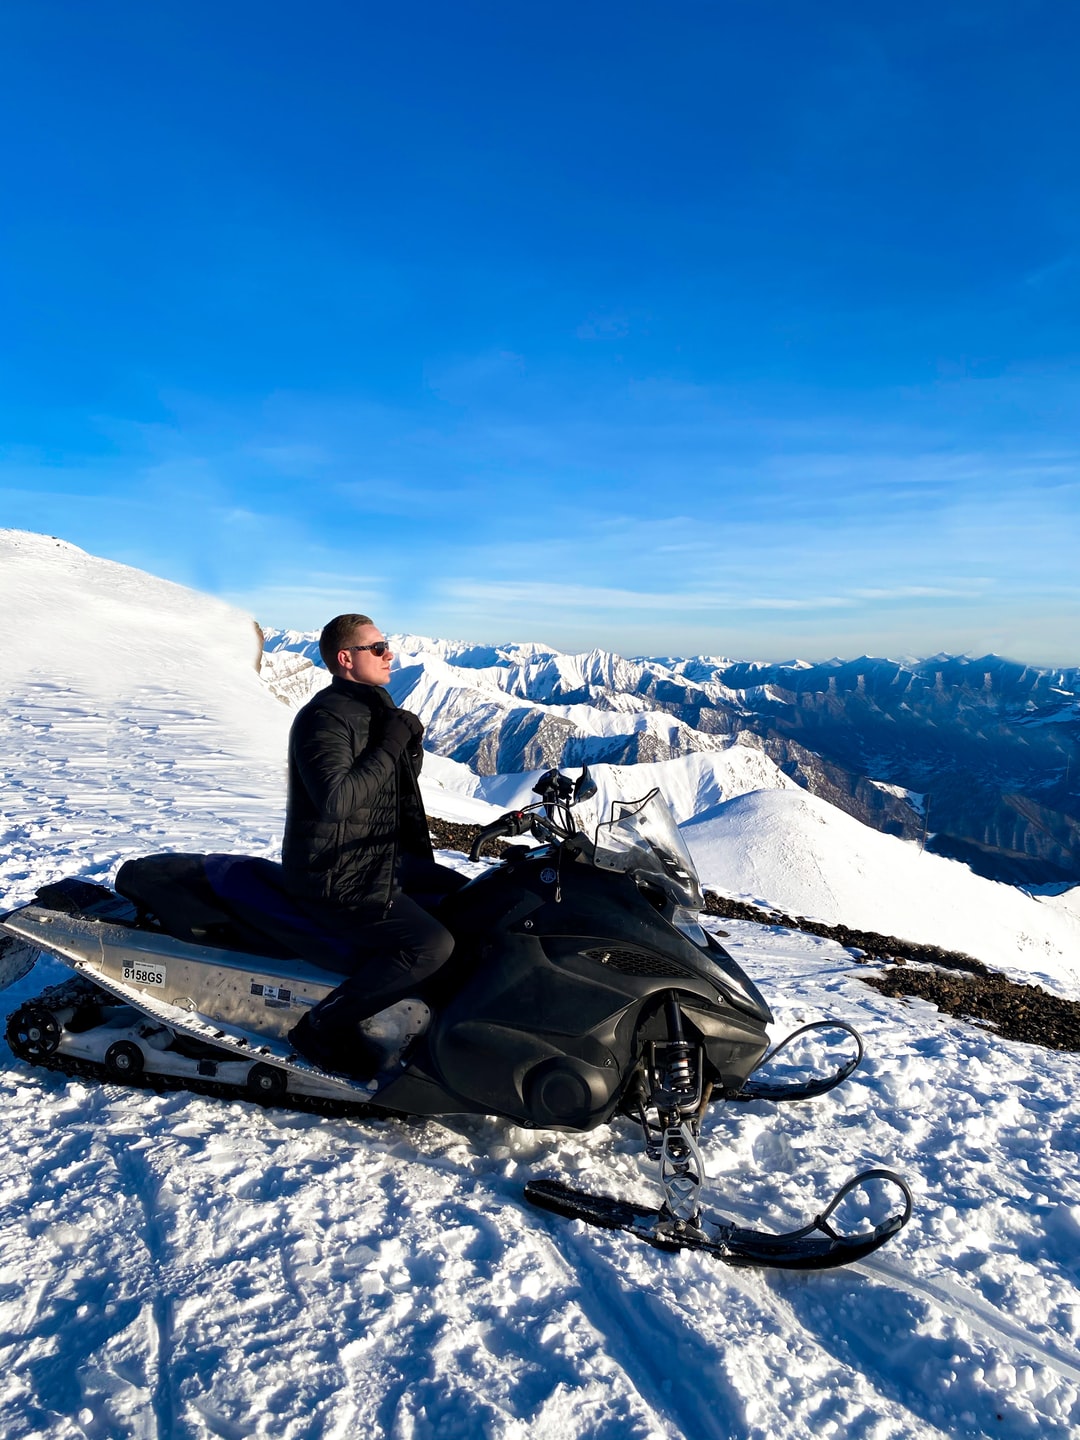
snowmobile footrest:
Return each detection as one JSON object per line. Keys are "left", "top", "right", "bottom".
{"left": 524, "top": 1168, "right": 913, "bottom": 1270}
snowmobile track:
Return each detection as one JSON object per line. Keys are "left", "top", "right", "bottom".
{"left": 9, "top": 1041, "right": 383, "bottom": 1123}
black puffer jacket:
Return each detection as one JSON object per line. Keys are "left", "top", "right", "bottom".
{"left": 281, "top": 677, "right": 433, "bottom": 916}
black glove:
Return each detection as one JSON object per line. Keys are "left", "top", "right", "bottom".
{"left": 380, "top": 709, "right": 424, "bottom": 759}
{"left": 398, "top": 708, "right": 424, "bottom": 744}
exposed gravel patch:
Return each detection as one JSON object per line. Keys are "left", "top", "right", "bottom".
{"left": 699, "top": 892, "right": 1080, "bottom": 1052}
{"left": 427, "top": 815, "right": 508, "bottom": 858}
{"left": 857, "top": 966, "right": 1080, "bottom": 1050}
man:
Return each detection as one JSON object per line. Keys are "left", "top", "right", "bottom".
{"left": 282, "top": 614, "right": 458, "bottom": 1079}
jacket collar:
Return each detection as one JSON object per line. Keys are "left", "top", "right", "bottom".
{"left": 329, "top": 675, "right": 392, "bottom": 706}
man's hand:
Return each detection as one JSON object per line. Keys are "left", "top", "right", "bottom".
{"left": 381, "top": 708, "right": 425, "bottom": 759}
{"left": 398, "top": 709, "right": 424, "bottom": 743}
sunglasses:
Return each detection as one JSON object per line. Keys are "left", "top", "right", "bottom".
{"left": 348, "top": 641, "right": 392, "bottom": 657}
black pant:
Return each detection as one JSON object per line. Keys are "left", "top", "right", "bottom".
{"left": 312, "top": 891, "right": 452, "bottom": 1021}
{"left": 305, "top": 860, "right": 465, "bottom": 1028}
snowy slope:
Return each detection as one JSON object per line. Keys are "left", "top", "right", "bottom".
{"left": 258, "top": 647, "right": 329, "bottom": 710}
{"left": 387, "top": 650, "right": 733, "bottom": 773}
{"left": 420, "top": 745, "right": 798, "bottom": 823}
{"left": 265, "top": 632, "right": 1080, "bottom": 891}
{"left": 0, "top": 530, "right": 292, "bottom": 907}
{"left": 3, "top": 532, "right": 1080, "bottom": 1440}
{"left": 261, "top": 632, "right": 738, "bottom": 773}
{"left": 260, "top": 629, "right": 561, "bottom": 673}
{"left": 682, "top": 788, "right": 1080, "bottom": 993}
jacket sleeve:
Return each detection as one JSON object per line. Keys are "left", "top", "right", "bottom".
{"left": 291, "top": 705, "right": 397, "bottom": 821}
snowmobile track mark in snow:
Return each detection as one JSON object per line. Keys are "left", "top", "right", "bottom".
{"left": 102, "top": 1131, "right": 181, "bottom": 1436}
{"left": 854, "top": 1252, "right": 1080, "bottom": 1389}
{"left": 529, "top": 1209, "right": 745, "bottom": 1440}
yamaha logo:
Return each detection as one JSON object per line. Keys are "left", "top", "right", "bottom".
{"left": 540, "top": 867, "right": 558, "bottom": 885}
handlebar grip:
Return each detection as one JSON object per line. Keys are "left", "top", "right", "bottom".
{"left": 469, "top": 812, "right": 526, "bottom": 861}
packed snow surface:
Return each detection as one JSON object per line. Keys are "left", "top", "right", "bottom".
{"left": 2, "top": 532, "right": 1080, "bottom": 1439}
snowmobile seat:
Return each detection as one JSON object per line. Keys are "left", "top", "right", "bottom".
{"left": 115, "top": 853, "right": 267, "bottom": 950}
{"left": 200, "top": 855, "right": 357, "bottom": 970}
{"left": 114, "top": 853, "right": 357, "bottom": 971}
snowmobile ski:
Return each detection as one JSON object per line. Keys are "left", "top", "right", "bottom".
{"left": 524, "top": 1169, "right": 913, "bottom": 1270}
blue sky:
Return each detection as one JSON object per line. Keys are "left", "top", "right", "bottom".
{"left": 2, "top": 2, "right": 1078, "bottom": 662}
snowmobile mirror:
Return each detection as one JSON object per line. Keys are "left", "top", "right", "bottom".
{"left": 532, "top": 768, "right": 558, "bottom": 800}
{"left": 574, "top": 767, "right": 598, "bottom": 802}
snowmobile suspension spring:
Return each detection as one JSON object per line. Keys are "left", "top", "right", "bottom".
{"left": 668, "top": 1045, "right": 693, "bottom": 1092}
{"left": 663, "top": 993, "right": 695, "bottom": 1093}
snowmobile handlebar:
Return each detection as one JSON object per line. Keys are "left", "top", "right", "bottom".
{"left": 469, "top": 810, "right": 533, "bottom": 861}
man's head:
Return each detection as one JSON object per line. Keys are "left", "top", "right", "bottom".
{"left": 319, "top": 614, "right": 394, "bottom": 686}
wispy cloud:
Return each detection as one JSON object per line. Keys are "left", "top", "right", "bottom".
{"left": 851, "top": 585, "right": 988, "bottom": 601}
{"left": 5, "top": 361, "right": 1078, "bottom": 661}
{"left": 223, "top": 574, "right": 391, "bottom": 631}
{"left": 1022, "top": 253, "right": 1078, "bottom": 290}
{"left": 438, "top": 578, "right": 991, "bottom": 618}
{"left": 334, "top": 478, "right": 479, "bottom": 516}
{"left": 245, "top": 442, "right": 334, "bottom": 473}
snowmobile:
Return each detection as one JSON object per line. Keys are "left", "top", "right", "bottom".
{"left": 1, "top": 767, "right": 912, "bottom": 1269}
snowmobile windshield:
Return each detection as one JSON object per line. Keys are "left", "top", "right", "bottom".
{"left": 592, "top": 789, "right": 703, "bottom": 910}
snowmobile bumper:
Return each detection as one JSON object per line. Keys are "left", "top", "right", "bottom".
{"left": 732, "top": 1019, "right": 865, "bottom": 1102}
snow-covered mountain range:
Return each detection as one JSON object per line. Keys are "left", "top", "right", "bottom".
{"left": 262, "top": 627, "right": 1080, "bottom": 889}
{"left": 3, "top": 530, "right": 1080, "bottom": 1439}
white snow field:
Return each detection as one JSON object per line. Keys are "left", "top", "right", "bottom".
{"left": 2, "top": 530, "right": 1080, "bottom": 1440}
{"left": 681, "top": 790, "right": 1080, "bottom": 994}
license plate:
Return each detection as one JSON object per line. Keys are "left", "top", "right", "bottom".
{"left": 121, "top": 961, "right": 167, "bottom": 989}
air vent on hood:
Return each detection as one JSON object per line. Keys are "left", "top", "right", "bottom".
{"left": 579, "top": 946, "right": 691, "bottom": 979}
